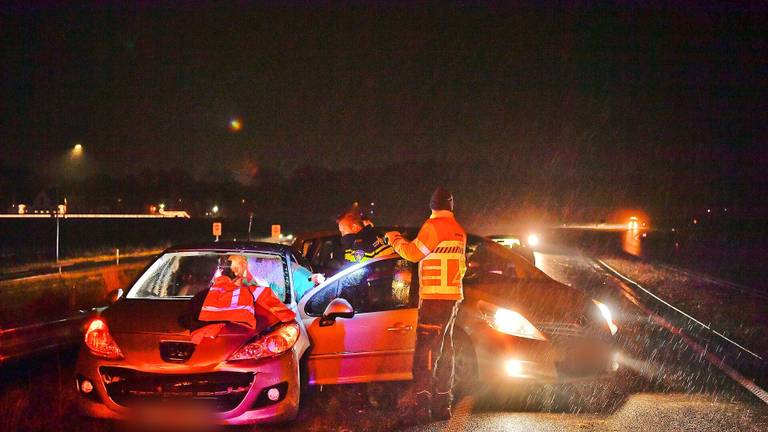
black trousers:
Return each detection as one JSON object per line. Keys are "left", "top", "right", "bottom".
{"left": 413, "top": 299, "right": 460, "bottom": 407}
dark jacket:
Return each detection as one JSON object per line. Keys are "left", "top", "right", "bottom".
{"left": 338, "top": 226, "right": 392, "bottom": 265}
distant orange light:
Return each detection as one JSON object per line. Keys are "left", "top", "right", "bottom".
{"left": 627, "top": 216, "right": 639, "bottom": 230}
{"left": 229, "top": 118, "right": 242, "bottom": 132}
{"left": 71, "top": 143, "right": 84, "bottom": 158}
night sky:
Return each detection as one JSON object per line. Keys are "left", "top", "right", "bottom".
{"left": 2, "top": 3, "right": 767, "bottom": 216}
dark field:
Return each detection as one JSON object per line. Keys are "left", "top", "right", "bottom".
{"left": 0, "top": 218, "right": 274, "bottom": 269}
{"left": 546, "top": 222, "right": 768, "bottom": 293}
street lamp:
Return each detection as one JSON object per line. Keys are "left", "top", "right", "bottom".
{"left": 212, "top": 205, "right": 219, "bottom": 214}
{"left": 72, "top": 143, "right": 84, "bottom": 157}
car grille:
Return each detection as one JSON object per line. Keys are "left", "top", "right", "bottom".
{"left": 99, "top": 367, "right": 254, "bottom": 412}
{"left": 534, "top": 321, "right": 588, "bottom": 338}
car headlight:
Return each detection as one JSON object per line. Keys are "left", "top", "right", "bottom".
{"left": 592, "top": 300, "right": 618, "bottom": 335}
{"left": 526, "top": 234, "right": 540, "bottom": 247}
{"left": 228, "top": 322, "right": 300, "bottom": 361}
{"left": 478, "top": 301, "right": 546, "bottom": 341}
{"left": 84, "top": 318, "right": 124, "bottom": 360}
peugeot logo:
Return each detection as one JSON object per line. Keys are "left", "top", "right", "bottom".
{"left": 160, "top": 341, "right": 196, "bottom": 363}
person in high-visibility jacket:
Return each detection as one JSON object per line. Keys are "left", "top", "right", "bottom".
{"left": 385, "top": 187, "right": 466, "bottom": 422}
{"left": 193, "top": 255, "right": 295, "bottom": 343}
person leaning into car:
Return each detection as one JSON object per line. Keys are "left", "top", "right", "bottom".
{"left": 385, "top": 187, "right": 467, "bottom": 422}
{"left": 334, "top": 203, "right": 391, "bottom": 267}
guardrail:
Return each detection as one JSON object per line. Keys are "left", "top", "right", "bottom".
{"left": 0, "top": 258, "right": 151, "bottom": 365}
{"left": 0, "top": 311, "right": 95, "bottom": 365}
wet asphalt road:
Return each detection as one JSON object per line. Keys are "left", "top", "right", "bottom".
{"left": 1, "top": 248, "right": 767, "bottom": 431}
{"left": 407, "top": 393, "right": 766, "bottom": 432}
{"left": 405, "top": 248, "right": 768, "bottom": 431}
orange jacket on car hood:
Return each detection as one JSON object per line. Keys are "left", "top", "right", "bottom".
{"left": 196, "top": 273, "right": 296, "bottom": 333}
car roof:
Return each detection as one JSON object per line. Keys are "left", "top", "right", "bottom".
{"left": 164, "top": 241, "right": 293, "bottom": 255}
{"left": 292, "top": 229, "right": 339, "bottom": 242}
{"left": 295, "top": 226, "right": 418, "bottom": 239}
{"left": 294, "top": 227, "right": 489, "bottom": 249}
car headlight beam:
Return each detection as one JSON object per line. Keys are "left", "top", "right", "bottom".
{"left": 478, "top": 301, "right": 546, "bottom": 341}
{"left": 593, "top": 300, "right": 618, "bottom": 335}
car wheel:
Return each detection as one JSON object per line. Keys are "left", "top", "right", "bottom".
{"left": 452, "top": 330, "right": 478, "bottom": 398}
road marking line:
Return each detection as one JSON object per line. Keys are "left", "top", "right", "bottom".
{"left": 595, "top": 260, "right": 768, "bottom": 405}
{"left": 597, "top": 259, "right": 762, "bottom": 361}
{"left": 597, "top": 260, "right": 712, "bottom": 330}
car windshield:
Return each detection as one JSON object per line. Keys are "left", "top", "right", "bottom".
{"left": 490, "top": 236, "right": 522, "bottom": 247}
{"left": 465, "top": 238, "right": 545, "bottom": 282}
{"left": 126, "top": 251, "right": 289, "bottom": 302}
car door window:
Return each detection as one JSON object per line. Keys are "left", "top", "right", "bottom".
{"left": 306, "top": 259, "right": 418, "bottom": 316}
{"left": 312, "top": 238, "right": 341, "bottom": 270}
{"left": 300, "top": 241, "right": 313, "bottom": 259}
{"left": 306, "top": 280, "right": 340, "bottom": 315}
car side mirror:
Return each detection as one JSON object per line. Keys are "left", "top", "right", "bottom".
{"left": 320, "top": 298, "right": 354, "bottom": 327}
{"left": 106, "top": 288, "right": 123, "bottom": 305}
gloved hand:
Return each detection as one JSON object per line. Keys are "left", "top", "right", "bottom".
{"left": 384, "top": 231, "right": 402, "bottom": 246}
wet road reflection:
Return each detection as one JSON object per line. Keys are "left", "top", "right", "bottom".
{"left": 622, "top": 228, "right": 643, "bottom": 257}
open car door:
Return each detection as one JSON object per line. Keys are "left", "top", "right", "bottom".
{"left": 299, "top": 258, "right": 419, "bottom": 385}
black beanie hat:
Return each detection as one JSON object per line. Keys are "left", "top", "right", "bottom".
{"left": 430, "top": 187, "right": 454, "bottom": 211}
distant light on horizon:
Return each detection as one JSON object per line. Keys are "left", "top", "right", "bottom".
{"left": 229, "top": 118, "right": 242, "bottom": 132}
{"left": 72, "top": 143, "right": 84, "bottom": 157}
{"left": 628, "top": 216, "right": 639, "bottom": 230}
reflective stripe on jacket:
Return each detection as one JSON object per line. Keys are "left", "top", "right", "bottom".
{"left": 198, "top": 274, "right": 295, "bottom": 329}
{"left": 344, "top": 243, "right": 393, "bottom": 263}
{"left": 341, "top": 225, "right": 393, "bottom": 264}
{"left": 389, "top": 210, "right": 467, "bottom": 300}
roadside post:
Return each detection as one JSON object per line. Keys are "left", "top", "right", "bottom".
{"left": 248, "top": 213, "right": 254, "bottom": 241}
{"left": 54, "top": 212, "right": 61, "bottom": 273}
{"left": 213, "top": 222, "right": 222, "bottom": 242}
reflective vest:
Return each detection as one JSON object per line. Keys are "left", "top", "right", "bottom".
{"left": 389, "top": 210, "right": 467, "bottom": 300}
{"left": 197, "top": 274, "right": 295, "bottom": 329}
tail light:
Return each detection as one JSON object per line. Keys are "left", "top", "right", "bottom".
{"left": 84, "top": 318, "right": 124, "bottom": 360}
{"left": 228, "top": 322, "right": 300, "bottom": 361}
